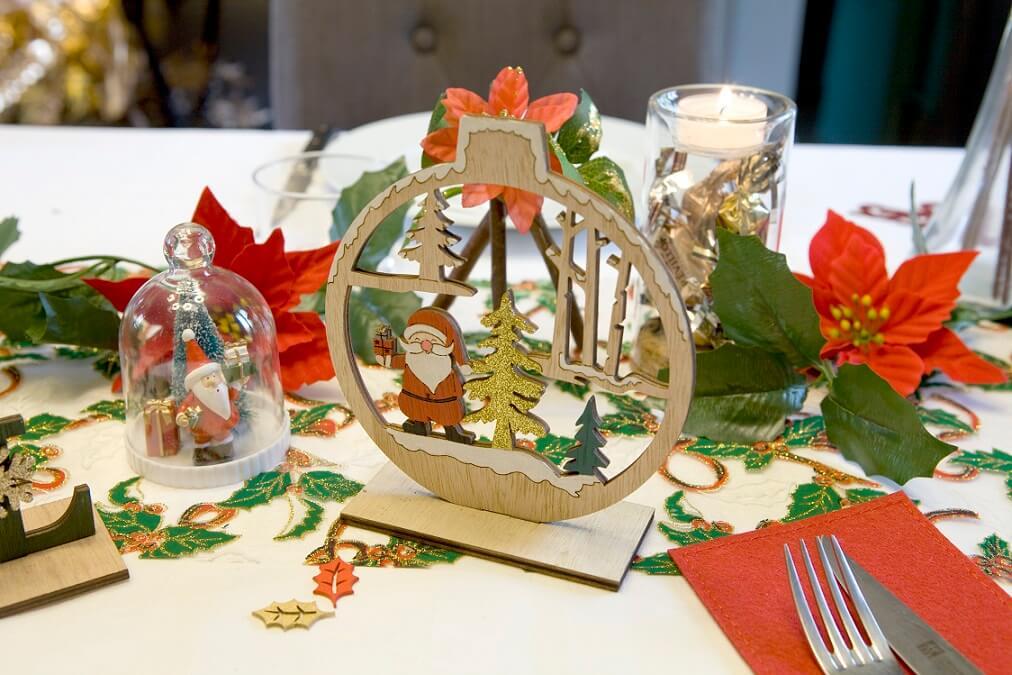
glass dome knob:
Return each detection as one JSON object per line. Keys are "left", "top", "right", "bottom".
{"left": 164, "top": 223, "right": 216, "bottom": 270}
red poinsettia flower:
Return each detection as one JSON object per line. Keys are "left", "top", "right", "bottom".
{"left": 795, "top": 211, "right": 1006, "bottom": 396}
{"left": 85, "top": 188, "right": 339, "bottom": 391}
{"left": 420, "top": 66, "right": 578, "bottom": 233}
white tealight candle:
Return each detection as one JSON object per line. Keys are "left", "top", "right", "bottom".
{"left": 675, "top": 87, "right": 768, "bottom": 153}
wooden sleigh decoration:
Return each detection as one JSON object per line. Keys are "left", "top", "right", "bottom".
{"left": 325, "top": 115, "right": 695, "bottom": 589}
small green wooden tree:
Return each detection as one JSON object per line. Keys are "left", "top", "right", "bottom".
{"left": 463, "top": 291, "right": 548, "bottom": 449}
{"left": 563, "top": 395, "right": 610, "bottom": 481}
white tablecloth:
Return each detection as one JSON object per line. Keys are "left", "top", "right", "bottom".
{"left": 0, "top": 120, "right": 1008, "bottom": 675}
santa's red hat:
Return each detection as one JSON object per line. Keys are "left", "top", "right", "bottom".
{"left": 402, "top": 307, "right": 467, "bottom": 364}
{"left": 181, "top": 328, "right": 222, "bottom": 390}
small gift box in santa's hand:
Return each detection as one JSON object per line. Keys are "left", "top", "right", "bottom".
{"left": 223, "top": 342, "right": 251, "bottom": 384}
{"left": 373, "top": 325, "right": 395, "bottom": 367}
{"left": 144, "top": 397, "right": 180, "bottom": 457}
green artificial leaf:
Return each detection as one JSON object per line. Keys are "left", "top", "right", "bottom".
{"left": 631, "top": 552, "right": 681, "bottom": 575}
{"left": 420, "top": 94, "right": 449, "bottom": 169}
{"left": 274, "top": 498, "right": 324, "bottom": 541}
{"left": 556, "top": 89, "right": 601, "bottom": 164}
{"left": 0, "top": 216, "right": 19, "bottom": 259}
{"left": 83, "top": 399, "right": 126, "bottom": 421}
{"left": 917, "top": 406, "right": 974, "bottom": 433}
{"left": 347, "top": 286, "right": 422, "bottom": 364}
{"left": 782, "top": 482, "right": 843, "bottom": 522}
{"left": 684, "top": 344, "right": 806, "bottom": 442}
{"left": 107, "top": 476, "right": 142, "bottom": 506}
{"left": 297, "top": 471, "right": 363, "bottom": 502}
{"left": 37, "top": 291, "right": 120, "bottom": 350}
{"left": 534, "top": 433, "right": 577, "bottom": 465}
{"left": 141, "top": 526, "right": 237, "bottom": 559}
{"left": 950, "top": 448, "right": 1012, "bottom": 475}
{"left": 330, "top": 157, "right": 411, "bottom": 270}
{"left": 548, "top": 134, "right": 586, "bottom": 185}
{"left": 578, "top": 156, "right": 634, "bottom": 222}
{"left": 217, "top": 471, "right": 292, "bottom": 509}
{"left": 658, "top": 521, "right": 728, "bottom": 546}
{"left": 844, "top": 488, "right": 888, "bottom": 504}
{"left": 711, "top": 231, "right": 825, "bottom": 369}
{"left": 664, "top": 491, "right": 699, "bottom": 524}
{"left": 946, "top": 302, "right": 1012, "bottom": 330}
{"left": 822, "top": 364, "right": 955, "bottom": 484}
{"left": 17, "top": 413, "right": 72, "bottom": 441}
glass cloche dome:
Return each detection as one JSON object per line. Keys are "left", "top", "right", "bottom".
{"left": 120, "top": 223, "right": 289, "bottom": 488}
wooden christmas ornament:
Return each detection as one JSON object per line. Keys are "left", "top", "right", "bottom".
{"left": 326, "top": 115, "right": 694, "bottom": 589}
{"left": 252, "top": 600, "right": 334, "bottom": 630}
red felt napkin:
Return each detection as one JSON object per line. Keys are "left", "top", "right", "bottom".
{"left": 669, "top": 492, "right": 1012, "bottom": 674}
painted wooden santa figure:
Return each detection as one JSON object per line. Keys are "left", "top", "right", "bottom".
{"left": 175, "top": 328, "right": 241, "bottom": 465}
{"left": 374, "top": 307, "right": 474, "bottom": 444}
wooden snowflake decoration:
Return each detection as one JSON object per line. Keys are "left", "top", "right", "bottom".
{"left": 0, "top": 446, "right": 35, "bottom": 518}
{"left": 251, "top": 599, "right": 334, "bottom": 630}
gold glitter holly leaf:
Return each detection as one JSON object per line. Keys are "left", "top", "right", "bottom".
{"left": 252, "top": 600, "right": 334, "bottom": 631}
{"left": 312, "top": 558, "right": 358, "bottom": 607}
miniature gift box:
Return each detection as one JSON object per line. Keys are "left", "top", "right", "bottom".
{"left": 119, "top": 223, "right": 290, "bottom": 488}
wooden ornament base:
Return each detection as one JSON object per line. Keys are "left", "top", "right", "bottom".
{"left": 340, "top": 463, "right": 654, "bottom": 590}
{"left": 0, "top": 495, "right": 128, "bottom": 618}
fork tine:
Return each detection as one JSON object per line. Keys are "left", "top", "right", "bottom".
{"left": 784, "top": 544, "right": 840, "bottom": 673}
{"left": 828, "top": 535, "right": 894, "bottom": 660}
{"left": 815, "top": 537, "right": 875, "bottom": 664}
{"left": 800, "top": 540, "right": 857, "bottom": 667}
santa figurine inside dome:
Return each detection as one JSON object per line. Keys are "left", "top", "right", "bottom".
{"left": 175, "top": 327, "right": 243, "bottom": 465}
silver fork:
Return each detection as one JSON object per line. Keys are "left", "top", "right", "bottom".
{"left": 784, "top": 535, "right": 903, "bottom": 674}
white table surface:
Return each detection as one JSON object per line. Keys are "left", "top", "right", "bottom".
{"left": 0, "top": 120, "right": 1007, "bottom": 675}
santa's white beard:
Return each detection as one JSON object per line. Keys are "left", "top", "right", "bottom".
{"left": 404, "top": 350, "right": 453, "bottom": 393}
{"left": 192, "top": 380, "right": 231, "bottom": 419}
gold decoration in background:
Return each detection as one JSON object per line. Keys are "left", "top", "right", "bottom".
{"left": 0, "top": 0, "right": 142, "bottom": 124}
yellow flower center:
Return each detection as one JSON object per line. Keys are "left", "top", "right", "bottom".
{"left": 828, "top": 294, "right": 890, "bottom": 349}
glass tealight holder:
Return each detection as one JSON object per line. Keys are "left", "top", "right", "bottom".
{"left": 632, "top": 84, "right": 796, "bottom": 377}
{"left": 120, "top": 223, "right": 290, "bottom": 488}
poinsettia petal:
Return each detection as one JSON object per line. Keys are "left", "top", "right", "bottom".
{"left": 191, "top": 187, "right": 256, "bottom": 268}
{"left": 795, "top": 272, "right": 835, "bottom": 318}
{"left": 420, "top": 127, "right": 459, "bottom": 163}
{"left": 880, "top": 289, "right": 954, "bottom": 344}
{"left": 828, "top": 233, "right": 889, "bottom": 306}
{"left": 488, "top": 66, "right": 529, "bottom": 118}
{"left": 83, "top": 276, "right": 150, "bottom": 312}
{"left": 442, "top": 87, "right": 490, "bottom": 123}
{"left": 912, "top": 327, "right": 1008, "bottom": 385}
{"left": 285, "top": 241, "right": 340, "bottom": 298}
{"left": 274, "top": 311, "right": 317, "bottom": 352}
{"left": 462, "top": 183, "right": 504, "bottom": 208}
{"left": 278, "top": 313, "right": 334, "bottom": 391}
{"left": 525, "top": 93, "right": 578, "bottom": 132}
{"left": 889, "top": 251, "right": 976, "bottom": 304}
{"left": 809, "top": 210, "right": 886, "bottom": 284}
{"left": 228, "top": 229, "right": 296, "bottom": 311}
{"left": 502, "top": 187, "right": 543, "bottom": 234}
{"left": 846, "top": 344, "right": 925, "bottom": 397}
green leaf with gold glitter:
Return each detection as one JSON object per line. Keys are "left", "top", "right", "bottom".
{"left": 685, "top": 344, "right": 807, "bottom": 442}
{"left": 844, "top": 488, "right": 888, "bottom": 504}
{"left": 658, "top": 521, "right": 729, "bottom": 546}
{"left": 555, "top": 380, "right": 590, "bottom": 400}
{"left": 556, "top": 89, "right": 602, "bottom": 164}
{"left": 578, "top": 156, "right": 634, "bottom": 222}
{"left": 107, "top": 476, "right": 141, "bottom": 506}
{"left": 274, "top": 498, "right": 324, "bottom": 541}
{"left": 782, "top": 483, "right": 842, "bottom": 522}
{"left": 823, "top": 364, "right": 955, "bottom": 483}
{"left": 548, "top": 135, "right": 586, "bottom": 185}
{"left": 711, "top": 231, "right": 825, "bottom": 369}
{"left": 917, "top": 406, "right": 973, "bottom": 433}
{"left": 141, "top": 526, "right": 237, "bottom": 559}
{"left": 352, "top": 536, "right": 463, "bottom": 568}
{"left": 598, "top": 392, "right": 656, "bottom": 437}
{"left": 534, "top": 433, "right": 576, "bottom": 466}
{"left": 298, "top": 471, "right": 363, "bottom": 502}
{"left": 56, "top": 345, "right": 102, "bottom": 359}
{"left": 218, "top": 471, "right": 292, "bottom": 509}
{"left": 82, "top": 399, "right": 126, "bottom": 421}
{"left": 631, "top": 552, "right": 682, "bottom": 575}
{"left": 782, "top": 417, "right": 826, "bottom": 447}
{"left": 17, "top": 413, "right": 72, "bottom": 440}
{"left": 0, "top": 351, "right": 45, "bottom": 362}
{"left": 289, "top": 404, "right": 342, "bottom": 435}
{"left": 97, "top": 508, "right": 163, "bottom": 547}
{"left": 973, "top": 533, "right": 1011, "bottom": 580}
{"left": 950, "top": 448, "right": 1012, "bottom": 475}
{"left": 664, "top": 491, "right": 700, "bottom": 524}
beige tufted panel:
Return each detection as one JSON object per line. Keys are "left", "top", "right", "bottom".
{"left": 269, "top": 0, "right": 710, "bottom": 129}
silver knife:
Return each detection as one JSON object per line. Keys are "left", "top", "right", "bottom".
{"left": 825, "top": 547, "right": 982, "bottom": 675}
{"left": 270, "top": 124, "right": 335, "bottom": 226}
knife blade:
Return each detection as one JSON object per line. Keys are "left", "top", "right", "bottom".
{"left": 270, "top": 124, "right": 334, "bottom": 226}
{"left": 828, "top": 552, "right": 982, "bottom": 675}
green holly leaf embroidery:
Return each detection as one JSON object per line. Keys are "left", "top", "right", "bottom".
{"left": 782, "top": 417, "right": 826, "bottom": 447}
{"left": 844, "top": 488, "right": 889, "bottom": 504}
{"left": 917, "top": 406, "right": 974, "bottom": 433}
{"left": 598, "top": 392, "right": 656, "bottom": 437}
{"left": 289, "top": 404, "right": 342, "bottom": 435}
{"left": 631, "top": 552, "right": 682, "bottom": 575}
{"left": 555, "top": 380, "right": 590, "bottom": 400}
{"left": 353, "top": 537, "right": 463, "bottom": 568}
{"left": 297, "top": 471, "right": 363, "bottom": 502}
{"left": 534, "top": 433, "right": 577, "bottom": 466}
{"left": 56, "top": 346, "right": 102, "bottom": 359}
{"left": 82, "top": 399, "right": 126, "bottom": 421}
{"left": 658, "top": 521, "right": 728, "bottom": 546}
{"left": 141, "top": 526, "right": 237, "bottom": 559}
{"left": 782, "top": 483, "right": 843, "bottom": 523}
{"left": 17, "top": 413, "right": 72, "bottom": 440}
{"left": 972, "top": 533, "right": 1011, "bottom": 581}
{"left": 664, "top": 491, "right": 700, "bottom": 524}
{"left": 0, "top": 352, "right": 46, "bottom": 363}
{"left": 97, "top": 507, "right": 163, "bottom": 545}
{"left": 950, "top": 448, "right": 1012, "bottom": 475}
{"left": 107, "top": 476, "right": 141, "bottom": 506}
{"left": 218, "top": 471, "right": 292, "bottom": 509}
{"left": 657, "top": 491, "right": 728, "bottom": 546}
{"left": 274, "top": 498, "right": 324, "bottom": 541}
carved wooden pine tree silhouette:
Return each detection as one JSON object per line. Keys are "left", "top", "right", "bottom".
{"left": 562, "top": 396, "right": 609, "bottom": 481}
{"left": 463, "top": 291, "right": 548, "bottom": 449}
{"left": 401, "top": 189, "right": 464, "bottom": 282}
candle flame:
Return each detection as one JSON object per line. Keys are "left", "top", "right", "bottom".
{"left": 717, "top": 86, "right": 733, "bottom": 117}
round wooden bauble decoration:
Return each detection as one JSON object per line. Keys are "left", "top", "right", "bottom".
{"left": 325, "top": 116, "right": 694, "bottom": 522}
